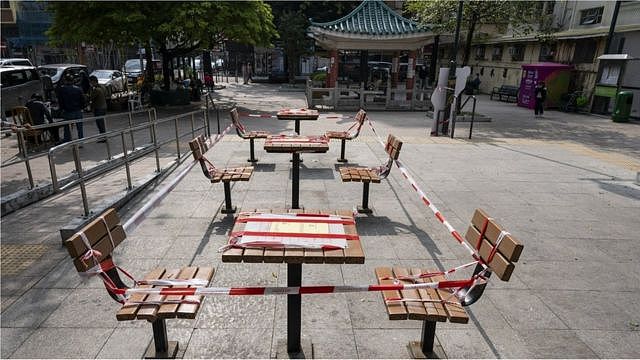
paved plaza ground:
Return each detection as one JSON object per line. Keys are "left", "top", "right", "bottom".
{"left": 1, "top": 81, "right": 639, "bottom": 358}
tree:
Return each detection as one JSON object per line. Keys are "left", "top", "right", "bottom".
{"left": 268, "top": 1, "right": 359, "bottom": 83}
{"left": 406, "top": 0, "right": 540, "bottom": 66}
{"left": 48, "top": 1, "right": 276, "bottom": 89}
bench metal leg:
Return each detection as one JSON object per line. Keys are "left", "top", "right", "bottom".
{"left": 421, "top": 320, "right": 436, "bottom": 354}
{"left": 144, "top": 319, "right": 178, "bottom": 359}
{"left": 248, "top": 138, "right": 258, "bottom": 163}
{"left": 292, "top": 152, "right": 300, "bottom": 209}
{"left": 337, "top": 138, "right": 347, "bottom": 162}
{"left": 221, "top": 181, "right": 236, "bottom": 214}
{"left": 357, "top": 181, "right": 372, "bottom": 214}
{"left": 287, "top": 263, "right": 302, "bottom": 353}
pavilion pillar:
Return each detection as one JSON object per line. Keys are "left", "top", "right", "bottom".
{"left": 406, "top": 50, "right": 417, "bottom": 100}
{"left": 327, "top": 49, "right": 339, "bottom": 88}
{"left": 391, "top": 51, "right": 399, "bottom": 89}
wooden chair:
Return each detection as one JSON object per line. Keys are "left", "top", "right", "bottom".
{"left": 11, "top": 106, "right": 43, "bottom": 148}
{"left": 338, "top": 134, "right": 402, "bottom": 213}
{"left": 189, "top": 134, "right": 253, "bottom": 214}
{"left": 375, "top": 208, "right": 523, "bottom": 358}
{"left": 63, "top": 208, "right": 214, "bottom": 358}
{"left": 229, "top": 107, "right": 270, "bottom": 163}
{"left": 325, "top": 109, "right": 367, "bottom": 162}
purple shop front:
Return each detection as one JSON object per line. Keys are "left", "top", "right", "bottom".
{"left": 518, "top": 62, "right": 573, "bottom": 109}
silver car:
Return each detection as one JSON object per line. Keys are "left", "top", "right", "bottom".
{"left": 90, "top": 69, "right": 126, "bottom": 94}
{"left": 0, "top": 66, "right": 43, "bottom": 120}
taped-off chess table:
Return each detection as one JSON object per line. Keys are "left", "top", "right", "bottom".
{"left": 222, "top": 209, "right": 363, "bottom": 354}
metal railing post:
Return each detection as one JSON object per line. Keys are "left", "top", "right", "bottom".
{"left": 72, "top": 144, "right": 90, "bottom": 217}
{"left": 121, "top": 132, "right": 132, "bottom": 190}
{"left": 48, "top": 151, "right": 59, "bottom": 192}
{"left": 204, "top": 100, "right": 211, "bottom": 137}
{"left": 17, "top": 130, "right": 35, "bottom": 189}
{"left": 152, "top": 122, "right": 161, "bottom": 172}
{"left": 174, "top": 117, "right": 181, "bottom": 160}
{"left": 469, "top": 97, "right": 477, "bottom": 140}
{"left": 190, "top": 113, "right": 195, "bottom": 139}
{"left": 127, "top": 111, "right": 135, "bottom": 149}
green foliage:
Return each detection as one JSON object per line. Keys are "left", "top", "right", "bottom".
{"left": 406, "top": 0, "right": 540, "bottom": 65}
{"left": 311, "top": 72, "right": 327, "bottom": 82}
{"left": 576, "top": 95, "right": 589, "bottom": 108}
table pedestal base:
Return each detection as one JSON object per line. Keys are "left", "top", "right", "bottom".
{"left": 273, "top": 338, "right": 314, "bottom": 359}
{"left": 144, "top": 341, "right": 179, "bottom": 359}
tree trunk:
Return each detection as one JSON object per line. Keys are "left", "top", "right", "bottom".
{"left": 161, "top": 47, "right": 172, "bottom": 90}
{"left": 287, "top": 50, "right": 296, "bottom": 84}
{"left": 144, "top": 40, "right": 154, "bottom": 91}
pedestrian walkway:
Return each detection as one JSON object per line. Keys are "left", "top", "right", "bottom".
{"left": 1, "top": 81, "right": 639, "bottom": 358}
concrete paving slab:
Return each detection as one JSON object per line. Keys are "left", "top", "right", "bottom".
{"left": 354, "top": 328, "right": 421, "bottom": 358}
{"left": 575, "top": 330, "right": 640, "bottom": 358}
{"left": 1, "top": 327, "right": 35, "bottom": 358}
{"left": 42, "top": 288, "right": 119, "bottom": 328}
{"left": 10, "top": 327, "right": 113, "bottom": 358}
{"left": 1, "top": 288, "right": 69, "bottom": 328}
{"left": 184, "top": 327, "right": 272, "bottom": 359}
{"left": 516, "top": 329, "right": 599, "bottom": 358}
{"left": 484, "top": 289, "right": 568, "bottom": 330}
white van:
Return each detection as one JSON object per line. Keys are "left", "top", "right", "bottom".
{"left": 0, "top": 66, "right": 43, "bottom": 120}
{"left": 0, "top": 58, "right": 34, "bottom": 67}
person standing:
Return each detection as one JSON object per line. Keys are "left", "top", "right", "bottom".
{"left": 418, "top": 65, "right": 428, "bottom": 89}
{"left": 25, "top": 93, "right": 60, "bottom": 143}
{"left": 89, "top": 75, "right": 108, "bottom": 141}
{"left": 534, "top": 81, "right": 547, "bottom": 117}
{"left": 57, "top": 74, "right": 85, "bottom": 142}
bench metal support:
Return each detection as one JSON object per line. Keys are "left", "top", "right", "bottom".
{"left": 358, "top": 181, "right": 372, "bottom": 214}
{"left": 248, "top": 138, "right": 258, "bottom": 163}
{"left": 287, "top": 263, "right": 302, "bottom": 353}
{"left": 144, "top": 319, "right": 178, "bottom": 358}
{"left": 221, "top": 181, "right": 236, "bottom": 214}
{"left": 337, "top": 138, "right": 347, "bottom": 162}
{"left": 292, "top": 152, "right": 300, "bottom": 209}
{"left": 407, "top": 320, "right": 439, "bottom": 359}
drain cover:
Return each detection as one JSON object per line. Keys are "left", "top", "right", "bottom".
{"left": 0, "top": 244, "right": 50, "bottom": 276}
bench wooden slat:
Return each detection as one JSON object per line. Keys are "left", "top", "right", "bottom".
{"left": 375, "top": 267, "right": 408, "bottom": 320}
{"left": 221, "top": 214, "right": 247, "bottom": 262}
{"left": 116, "top": 268, "right": 167, "bottom": 321}
{"left": 136, "top": 268, "right": 182, "bottom": 321}
{"left": 156, "top": 267, "right": 198, "bottom": 318}
{"left": 432, "top": 273, "right": 469, "bottom": 324}
{"left": 72, "top": 225, "right": 127, "bottom": 272}
{"left": 465, "top": 225, "right": 515, "bottom": 281}
{"left": 65, "top": 209, "right": 121, "bottom": 257}
{"left": 470, "top": 209, "right": 523, "bottom": 262}
{"left": 411, "top": 268, "right": 448, "bottom": 322}
{"left": 177, "top": 266, "right": 215, "bottom": 319}
{"left": 393, "top": 267, "right": 428, "bottom": 320}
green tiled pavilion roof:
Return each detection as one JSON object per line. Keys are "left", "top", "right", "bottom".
{"left": 310, "top": 0, "right": 429, "bottom": 35}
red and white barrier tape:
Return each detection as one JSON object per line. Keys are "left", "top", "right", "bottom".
{"left": 237, "top": 111, "right": 352, "bottom": 120}
{"left": 123, "top": 122, "right": 235, "bottom": 234}
{"left": 111, "top": 278, "right": 475, "bottom": 297}
{"left": 366, "top": 118, "right": 486, "bottom": 267}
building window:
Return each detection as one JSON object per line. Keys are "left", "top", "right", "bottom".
{"left": 503, "top": 68, "right": 508, "bottom": 78}
{"left": 509, "top": 45, "right": 525, "bottom": 61}
{"left": 539, "top": 44, "right": 556, "bottom": 62}
{"left": 0, "top": 1, "right": 10, "bottom": 8}
{"left": 492, "top": 45, "right": 503, "bottom": 61}
{"left": 573, "top": 39, "right": 597, "bottom": 63}
{"left": 474, "top": 45, "right": 486, "bottom": 60}
{"left": 580, "top": 7, "right": 603, "bottom": 25}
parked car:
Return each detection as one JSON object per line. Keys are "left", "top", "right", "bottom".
{"left": 123, "top": 59, "right": 161, "bottom": 83}
{"left": 0, "top": 66, "right": 42, "bottom": 120}
{"left": 90, "top": 69, "right": 126, "bottom": 94}
{"left": 37, "top": 63, "right": 88, "bottom": 88}
{"left": 0, "top": 58, "right": 34, "bottom": 67}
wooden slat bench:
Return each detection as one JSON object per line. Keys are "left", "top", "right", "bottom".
{"left": 325, "top": 109, "right": 367, "bottom": 162}
{"left": 189, "top": 134, "right": 253, "bottom": 214}
{"left": 230, "top": 107, "right": 270, "bottom": 163}
{"left": 64, "top": 208, "right": 214, "bottom": 358}
{"left": 338, "top": 134, "right": 402, "bottom": 213}
{"left": 375, "top": 208, "right": 523, "bottom": 358}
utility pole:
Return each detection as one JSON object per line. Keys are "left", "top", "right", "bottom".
{"left": 449, "top": 1, "right": 464, "bottom": 77}
{"left": 604, "top": 0, "right": 621, "bottom": 54}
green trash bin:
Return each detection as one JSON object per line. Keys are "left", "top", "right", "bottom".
{"left": 612, "top": 91, "right": 633, "bottom": 123}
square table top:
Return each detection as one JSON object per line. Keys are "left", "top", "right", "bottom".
{"left": 264, "top": 135, "right": 329, "bottom": 153}
{"left": 276, "top": 108, "right": 319, "bottom": 120}
{"left": 222, "top": 209, "right": 364, "bottom": 264}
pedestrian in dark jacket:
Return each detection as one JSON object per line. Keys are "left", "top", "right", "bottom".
{"left": 534, "top": 81, "right": 547, "bottom": 117}
{"left": 25, "top": 93, "right": 60, "bottom": 142}
{"left": 89, "top": 75, "right": 108, "bottom": 139}
{"left": 57, "top": 74, "right": 85, "bottom": 142}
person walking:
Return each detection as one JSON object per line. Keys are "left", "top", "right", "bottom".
{"left": 534, "top": 81, "right": 547, "bottom": 117}
{"left": 25, "top": 93, "right": 60, "bottom": 143}
{"left": 89, "top": 75, "right": 108, "bottom": 141}
{"left": 57, "top": 74, "right": 85, "bottom": 143}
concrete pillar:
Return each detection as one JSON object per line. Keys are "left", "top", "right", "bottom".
{"left": 406, "top": 50, "right": 417, "bottom": 100}
{"left": 327, "top": 49, "right": 339, "bottom": 88}
{"left": 391, "top": 51, "right": 399, "bottom": 88}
